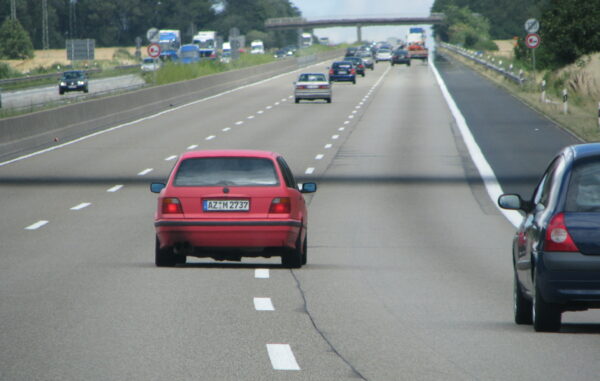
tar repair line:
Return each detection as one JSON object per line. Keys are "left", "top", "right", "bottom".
{"left": 429, "top": 59, "right": 522, "bottom": 227}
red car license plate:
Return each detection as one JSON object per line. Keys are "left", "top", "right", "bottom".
{"left": 203, "top": 199, "right": 250, "bottom": 211}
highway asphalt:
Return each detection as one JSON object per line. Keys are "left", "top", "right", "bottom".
{"left": 1, "top": 53, "right": 600, "bottom": 380}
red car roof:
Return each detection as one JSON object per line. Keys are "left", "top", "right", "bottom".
{"left": 179, "top": 149, "right": 280, "bottom": 160}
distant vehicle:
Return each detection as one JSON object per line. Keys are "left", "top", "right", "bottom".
{"left": 329, "top": 61, "right": 356, "bottom": 84}
{"left": 221, "top": 42, "right": 232, "bottom": 63}
{"left": 345, "top": 47, "right": 359, "bottom": 57}
{"left": 274, "top": 49, "right": 288, "bottom": 58}
{"left": 158, "top": 29, "right": 181, "bottom": 61}
{"left": 140, "top": 57, "right": 163, "bottom": 72}
{"left": 318, "top": 36, "right": 330, "bottom": 45}
{"left": 150, "top": 149, "right": 317, "bottom": 268}
{"left": 58, "top": 70, "right": 88, "bottom": 95}
{"left": 250, "top": 40, "right": 265, "bottom": 54}
{"left": 408, "top": 42, "right": 428, "bottom": 61}
{"left": 357, "top": 51, "right": 374, "bottom": 69}
{"left": 343, "top": 56, "right": 366, "bottom": 77}
{"left": 178, "top": 44, "right": 200, "bottom": 64}
{"left": 375, "top": 47, "right": 392, "bottom": 62}
{"left": 294, "top": 73, "right": 331, "bottom": 104}
{"left": 284, "top": 45, "right": 297, "bottom": 55}
{"left": 498, "top": 143, "right": 600, "bottom": 332}
{"left": 391, "top": 49, "right": 411, "bottom": 66}
{"left": 193, "top": 30, "right": 217, "bottom": 59}
{"left": 301, "top": 33, "right": 313, "bottom": 48}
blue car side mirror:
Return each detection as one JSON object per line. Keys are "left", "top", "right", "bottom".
{"left": 301, "top": 182, "right": 317, "bottom": 193}
{"left": 150, "top": 183, "right": 166, "bottom": 193}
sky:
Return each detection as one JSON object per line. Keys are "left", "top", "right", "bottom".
{"left": 290, "top": 0, "right": 436, "bottom": 44}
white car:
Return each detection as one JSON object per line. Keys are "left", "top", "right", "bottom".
{"left": 294, "top": 73, "right": 332, "bottom": 104}
{"left": 140, "top": 57, "right": 162, "bottom": 72}
{"left": 375, "top": 48, "right": 392, "bottom": 62}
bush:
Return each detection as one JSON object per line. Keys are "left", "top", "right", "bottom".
{"left": 0, "top": 19, "right": 34, "bottom": 59}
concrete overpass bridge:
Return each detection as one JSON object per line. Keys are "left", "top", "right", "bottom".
{"left": 265, "top": 14, "right": 445, "bottom": 42}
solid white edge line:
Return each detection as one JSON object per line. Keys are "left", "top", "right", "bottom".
{"left": 0, "top": 57, "right": 335, "bottom": 168}
{"left": 266, "top": 344, "right": 301, "bottom": 371}
{"left": 255, "top": 269, "right": 270, "bottom": 278}
{"left": 107, "top": 185, "right": 123, "bottom": 192}
{"left": 25, "top": 220, "right": 48, "bottom": 230}
{"left": 254, "top": 297, "right": 275, "bottom": 311}
{"left": 70, "top": 202, "right": 91, "bottom": 211}
{"left": 138, "top": 168, "right": 153, "bottom": 176}
{"left": 430, "top": 59, "right": 522, "bottom": 227}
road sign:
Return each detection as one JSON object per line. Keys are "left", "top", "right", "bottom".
{"left": 525, "top": 33, "right": 541, "bottom": 49}
{"left": 147, "top": 43, "right": 161, "bottom": 58}
{"left": 524, "top": 18, "right": 539, "bottom": 34}
{"left": 146, "top": 28, "right": 160, "bottom": 43}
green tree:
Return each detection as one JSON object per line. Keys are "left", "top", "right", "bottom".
{"left": 0, "top": 18, "right": 34, "bottom": 59}
{"left": 537, "top": 0, "right": 600, "bottom": 68}
{"left": 433, "top": 5, "right": 497, "bottom": 50}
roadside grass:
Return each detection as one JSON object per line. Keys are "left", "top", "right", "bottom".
{"left": 440, "top": 46, "right": 600, "bottom": 142}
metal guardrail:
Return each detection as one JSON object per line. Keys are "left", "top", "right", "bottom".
{"left": 440, "top": 42, "right": 525, "bottom": 85}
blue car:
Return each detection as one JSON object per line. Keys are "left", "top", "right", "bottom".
{"left": 178, "top": 44, "right": 200, "bottom": 64}
{"left": 328, "top": 61, "right": 356, "bottom": 84}
{"left": 499, "top": 143, "right": 600, "bottom": 331}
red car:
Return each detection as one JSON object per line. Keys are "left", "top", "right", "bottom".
{"left": 150, "top": 150, "right": 317, "bottom": 268}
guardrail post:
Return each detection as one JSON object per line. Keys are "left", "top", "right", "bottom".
{"left": 0, "top": 87, "right": 2, "bottom": 109}
{"left": 540, "top": 80, "right": 546, "bottom": 103}
{"left": 562, "top": 88, "right": 568, "bottom": 114}
{"left": 519, "top": 70, "right": 524, "bottom": 86}
{"left": 597, "top": 102, "right": 600, "bottom": 129}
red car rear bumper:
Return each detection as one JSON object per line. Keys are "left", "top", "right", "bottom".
{"left": 155, "top": 219, "right": 301, "bottom": 249}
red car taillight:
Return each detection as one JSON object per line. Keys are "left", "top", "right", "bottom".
{"left": 359, "top": 64, "right": 364, "bottom": 68}
{"left": 162, "top": 198, "right": 183, "bottom": 214}
{"left": 296, "top": 85, "right": 307, "bottom": 89}
{"left": 351, "top": 69, "right": 356, "bottom": 75}
{"left": 318, "top": 85, "right": 329, "bottom": 89}
{"left": 544, "top": 213, "right": 578, "bottom": 252}
{"left": 329, "top": 69, "right": 334, "bottom": 75}
{"left": 210, "top": 53, "right": 216, "bottom": 58}
{"left": 269, "top": 197, "right": 291, "bottom": 213}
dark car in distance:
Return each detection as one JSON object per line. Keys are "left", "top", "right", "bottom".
{"left": 391, "top": 49, "right": 411, "bottom": 66}
{"left": 343, "top": 56, "right": 366, "bottom": 77}
{"left": 59, "top": 70, "right": 89, "bottom": 95}
{"left": 498, "top": 143, "right": 600, "bottom": 332}
{"left": 328, "top": 61, "right": 356, "bottom": 84}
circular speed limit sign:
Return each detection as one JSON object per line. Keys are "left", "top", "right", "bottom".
{"left": 525, "top": 33, "right": 541, "bottom": 49}
{"left": 147, "top": 43, "right": 161, "bottom": 58}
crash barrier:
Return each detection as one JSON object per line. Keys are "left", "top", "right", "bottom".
{"left": 439, "top": 42, "right": 525, "bottom": 85}
{"left": 0, "top": 49, "right": 343, "bottom": 161}
{"left": 0, "top": 68, "right": 102, "bottom": 87}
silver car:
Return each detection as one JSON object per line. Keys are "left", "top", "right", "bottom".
{"left": 294, "top": 73, "right": 332, "bottom": 104}
{"left": 375, "top": 48, "right": 392, "bottom": 62}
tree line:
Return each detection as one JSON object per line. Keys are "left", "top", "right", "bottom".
{"left": 432, "top": 0, "right": 600, "bottom": 68}
{"left": 0, "top": 0, "right": 300, "bottom": 53}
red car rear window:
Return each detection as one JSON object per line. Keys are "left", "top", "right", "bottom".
{"left": 173, "top": 157, "right": 280, "bottom": 187}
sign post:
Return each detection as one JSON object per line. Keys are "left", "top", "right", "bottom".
{"left": 524, "top": 19, "right": 541, "bottom": 85}
{"left": 147, "top": 43, "right": 161, "bottom": 84}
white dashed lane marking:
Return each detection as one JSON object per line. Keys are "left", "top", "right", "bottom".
{"left": 255, "top": 269, "right": 270, "bottom": 279}
{"left": 257, "top": 110, "right": 264, "bottom": 114}
{"left": 332, "top": 135, "right": 340, "bottom": 140}
{"left": 165, "top": 155, "right": 177, "bottom": 161}
{"left": 70, "top": 202, "right": 91, "bottom": 211}
{"left": 315, "top": 154, "right": 324, "bottom": 160}
{"left": 338, "top": 127, "right": 345, "bottom": 131}
{"left": 107, "top": 185, "right": 123, "bottom": 193}
{"left": 205, "top": 135, "right": 216, "bottom": 140}
{"left": 25, "top": 220, "right": 48, "bottom": 230}
{"left": 222, "top": 127, "right": 231, "bottom": 132}
{"left": 187, "top": 144, "right": 198, "bottom": 150}
{"left": 254, "top": 297, "right": 275, "bottom": 311}
{"left": 266, "top": 105, "right": 272, "bottom": 110}
{"left": 267, "top": 344, "right": 301, "bottom": 371}
{"left": 324, "top": 144, "right": 333, "bottom": 149}
{"left": 235, "top": 121, "right": 244, "bottom": 125}
{"left": 305, "top": 167, "right": 315, "bottom": 174}
{"left": 248, "top": 115, "right": 255, "bottom": 119}
{"left": 138, "top": 168, "right": 153, "bottom": 176}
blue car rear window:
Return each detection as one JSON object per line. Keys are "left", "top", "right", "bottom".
{"left": 566, "top": 161, "right": 600, "bottom": 211}
{"left": 174, "top": 157, "right": 279, "bottom": 186}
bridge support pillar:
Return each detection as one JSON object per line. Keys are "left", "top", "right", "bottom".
{"left": 357, "top": 25, "right": 362, "bottom": 43}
